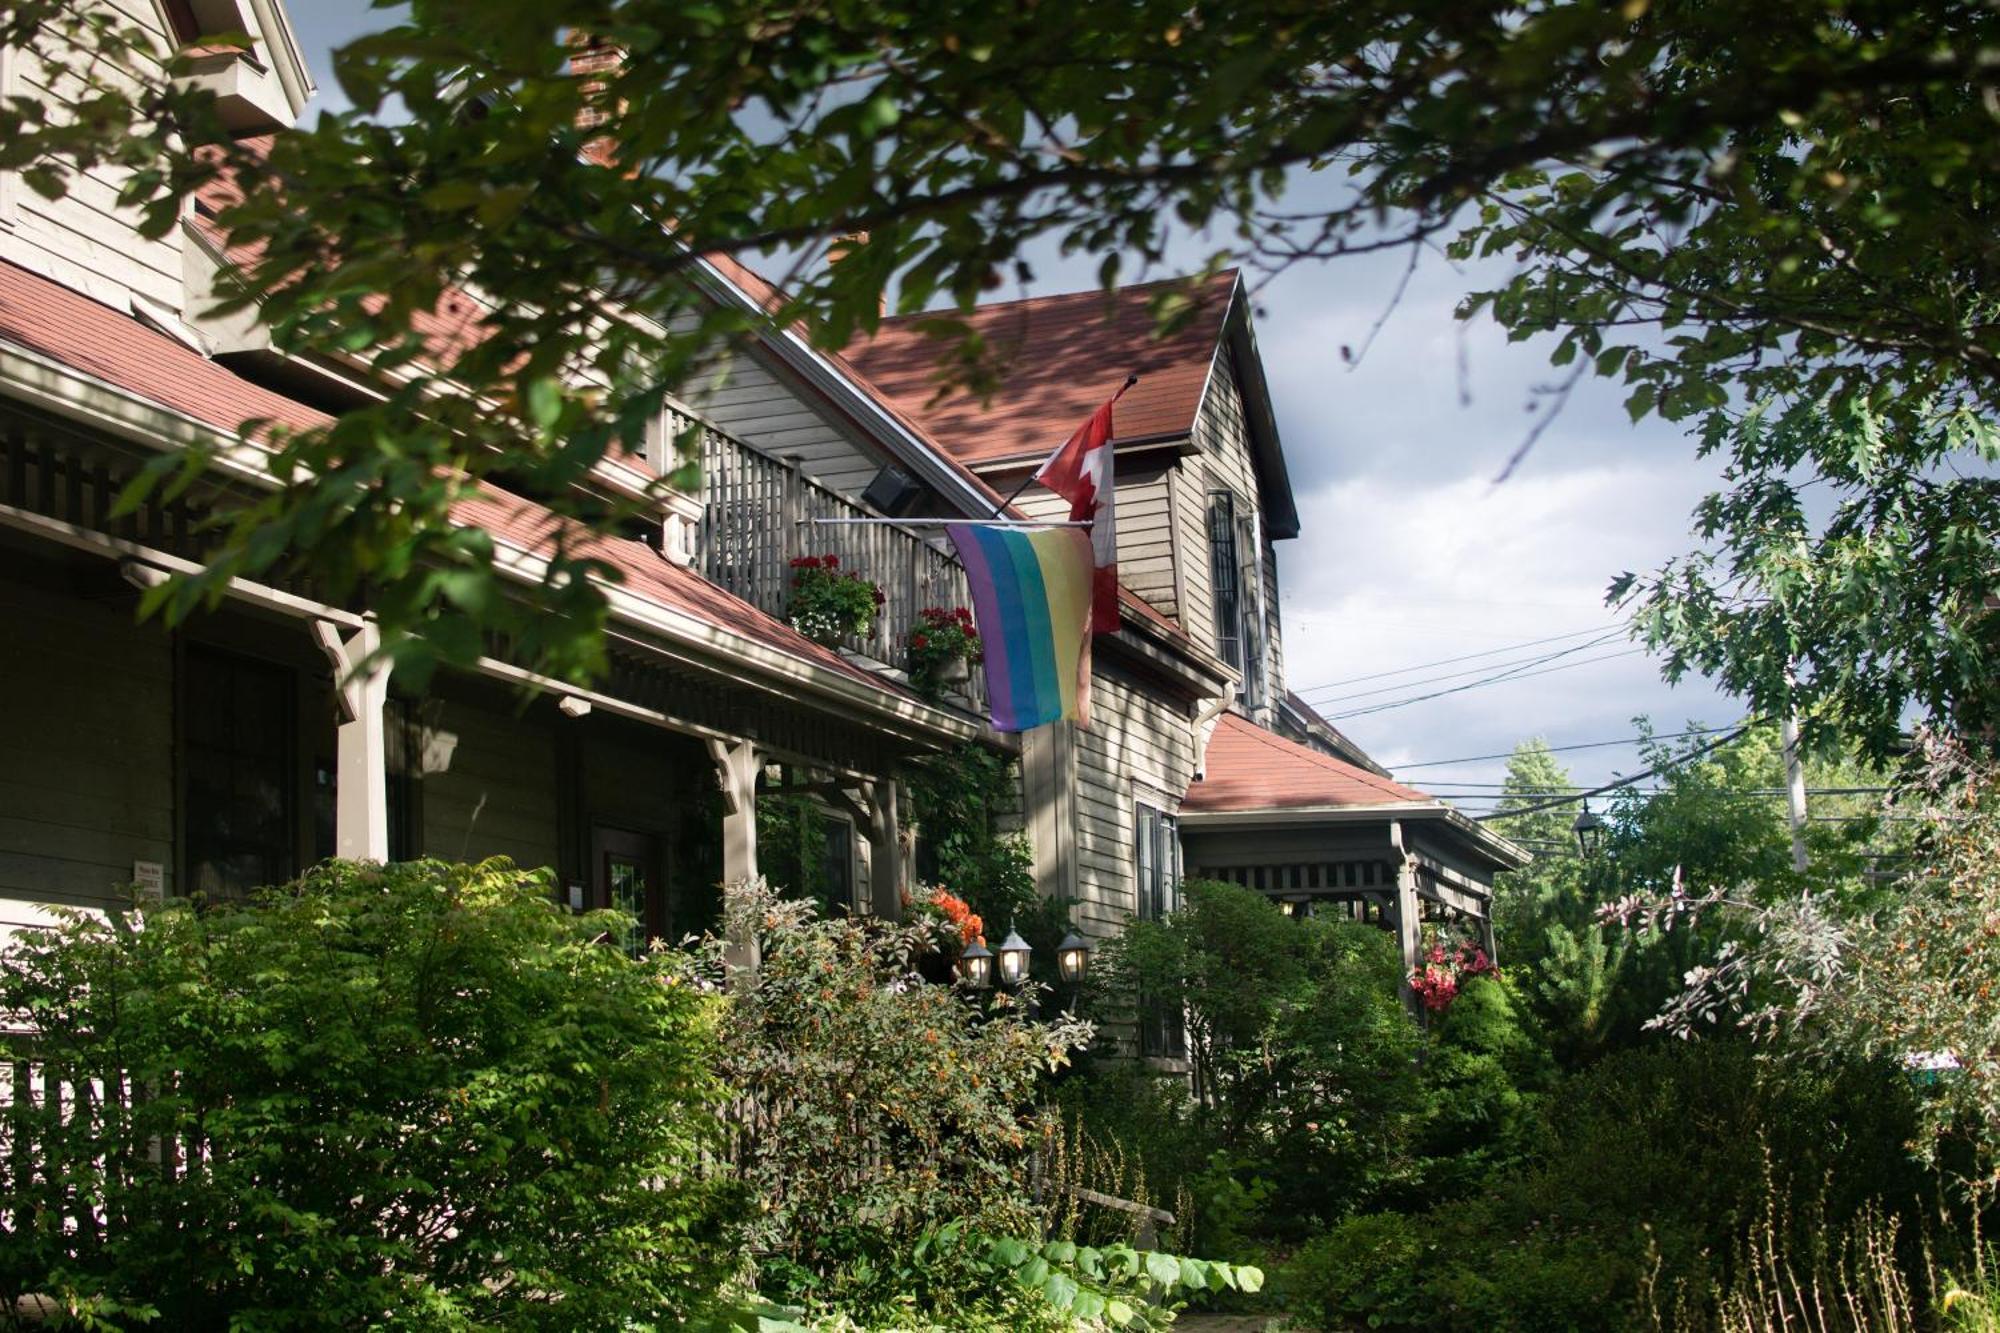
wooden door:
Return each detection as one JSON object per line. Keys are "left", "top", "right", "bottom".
{"left": 591, "top": 825, "right": 666, "bottom": 954}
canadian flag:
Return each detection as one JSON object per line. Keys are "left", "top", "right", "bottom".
{"left": 1032, "top": 385, "right": 1127, "bottom": 633}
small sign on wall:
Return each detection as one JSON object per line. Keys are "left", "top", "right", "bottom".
{"left": 132, "top": 861, "right": 165, "bottom": 903}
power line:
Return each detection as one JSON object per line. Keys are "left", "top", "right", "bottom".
{"left": 1329, "top": 646, "right": 1649, "bottom": 720}
{"left": 1300, "top": 631, "right": 1627, "bottom": 706}
{"left": 1390, "top": 726, "right": 1734, "bottom": 771}
{"left": 1292, "top": 624, "right": 1623, "bottom": 696}
{"left": 1472, "top": 723, "right": 1759, "bottom": 822}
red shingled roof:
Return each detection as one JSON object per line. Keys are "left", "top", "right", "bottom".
{"left": 844, "top": 271, "right": 1240, "bottom": 468}
{"left": 1186, "top": 713, "right": 1436, "bottom": 813}
{"left": 0, "top": 257, "right": 909, "bottom": 698}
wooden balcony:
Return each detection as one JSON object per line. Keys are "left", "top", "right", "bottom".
{"left": 680, "top": 406, "right": 987, "bottom": 713}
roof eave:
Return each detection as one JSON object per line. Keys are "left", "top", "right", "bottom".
{"left": 1220, "top": 280, "right": 1300, "bottom": 540}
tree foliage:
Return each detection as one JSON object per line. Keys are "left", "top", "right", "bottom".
{"left": 9, "top": 0, "right": 1997, "bottom": 722}
{"left": 0, "top": 858, "right": 738, "bottom": 1329}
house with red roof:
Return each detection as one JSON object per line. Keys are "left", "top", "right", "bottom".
{"left": 849, "top": 271, "right": 1526, "bottom": 1029}
{"left": 0, "top": 2, "right": 1008, "bottom": 958}
{"left": 0, "top": 3, "right": 1521, "bottom": 1033}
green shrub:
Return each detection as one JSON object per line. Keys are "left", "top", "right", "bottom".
{"left": 1281, "top": 1039, "right": 1931, "bottom": 1332}
{"left": 0, "top": 858, "right": 738, "bottom": 1330}
{"left": 718, "top": 882, "right": 1091, "bottom": 1320}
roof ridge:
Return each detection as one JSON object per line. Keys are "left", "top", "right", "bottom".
{"left": 874, "top": 268, "right": 1238, "bottom": 324}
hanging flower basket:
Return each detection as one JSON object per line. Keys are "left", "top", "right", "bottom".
{"left": 906, "top": 606, "right": 983, "bottom": 698}
{"left": 787, "top": 555, "right": 884, "bottom": 647}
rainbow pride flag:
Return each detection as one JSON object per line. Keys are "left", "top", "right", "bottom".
{"left": 946, "top": 523, "right": 1095, "bottom": 732}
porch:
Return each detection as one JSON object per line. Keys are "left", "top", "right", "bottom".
{"left": 1180, "top": 714, "right": 1527, "bottom": 993}
{"left": 0, "top": 392, "right": 989, "bottom": 947}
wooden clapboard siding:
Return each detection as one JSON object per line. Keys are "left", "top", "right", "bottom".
{"left": 996, "top": 461, "right": 1181, "bottom": 619}
{"left": 417, "top": 690, "right": 562, "bottom": 872}
{"left": 679, "top": 343, "right": 889, "bottom": 502}
{"left": 0, "top": 557, "right": 174, "bottom": 914}
{"left": 1177, "top": 344, "right": 1284, "bottom": 722}
{"left": 1069, "top": 673, "right": 1196, "bottom": 939}
{"left": 0, "top": 9, "right": 186, "bottom": 311}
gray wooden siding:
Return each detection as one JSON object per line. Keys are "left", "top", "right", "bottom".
{"left": 1003, "top": 459, "right": 1180, "bottom": 620}
{"left": 417, "top": 690, "right": 562, "bottom": 873}
{"left": 0, "top": 560, "right": 174, "bottom": 913}
{"left": 679, "top": 342, "right": 890, "bottom": 502}
{"left": 1070, "top": 674, "right": 1195, "bottom": 939}
{"left": 0, "top": 4, "right": 186, "bottom": 311}
{"left": 1176, "top": 344, "right": 1284, "bottom": 723}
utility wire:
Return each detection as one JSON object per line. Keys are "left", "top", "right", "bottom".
{"left": 1292, "top": 624, "right": 1623, "bottom": 695}
{"left": 1391, "top": 727, "right": 1734, "bottom": 771}
{"left": 1329, "top": 646, "right": 1649, "bottom": 720}
{"left": 1473, "top": 723, "right": 1758, "bottom": 822}
{"left": 1300, "top": 631, "right": 1627, "bottom": 706}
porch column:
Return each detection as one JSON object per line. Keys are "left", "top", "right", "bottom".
{"left": 708, "top": 738, "right": 762, "bottom": 977}
{"left": 1389, "top": 822, "right": 1421, "bottom": 1011}
{"left": 313, "top": 619, "right": 391, "bottom": 862}
{"left": 1477, "top": 911, "right": 1498, "bottom": 966}
{"left": 864, "top": 777, "right": 902, "bottom": 920}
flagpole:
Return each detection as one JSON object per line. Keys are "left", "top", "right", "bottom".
{"left": 991, "top": 374, "right": 1139, "bottom": 517}
{"left": 810, "top": 517, "right": 1091, "bottom": 528}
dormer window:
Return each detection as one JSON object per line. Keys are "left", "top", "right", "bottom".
{"left": 162, "top": 0, "right": 203, "bottom": 45}
{"left": 162, "top": 0, "right": 310, "bottom": 136}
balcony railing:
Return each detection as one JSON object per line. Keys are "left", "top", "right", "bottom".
{"left": 681, "top": 406, "right": 986, "bottom": 713}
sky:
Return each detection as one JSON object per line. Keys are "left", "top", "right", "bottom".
{"left": 284, "top": 4, "right": 1742, "bottom": 809}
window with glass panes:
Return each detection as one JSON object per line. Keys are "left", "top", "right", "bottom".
{"left": 1135, "top": 801, "right": 1186, "bottom": 1058}
{"left": 1207, "top": 491, "right": 1267, "bottom": 710}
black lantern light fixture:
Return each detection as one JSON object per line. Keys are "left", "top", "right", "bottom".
{"left": 1056, "top": 931, "right": 1092, "bottom": 987}
{"left": 1572, "top": 801, "right": 1607, "bottom": 858}
{"left": 956, "top": 937, "right": 994, "bottom": 990}
{"left": 996, "top": 925, "right": 1032, "bottom": 988}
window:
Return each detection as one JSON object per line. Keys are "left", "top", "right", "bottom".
{"left": 0, "top": 43, "right": 16, "bottom": 227}
{"left": 1206, "top": 490, "right": 1267, "bottom": 711}
{"left": 1207, "top": 492, "right": 1241, "bottom": 672}
{"left": 183, "top": 646, "right": 295, "bottom": 898}
{"left": 162, "top": 0, "right": 203, "bottom": 43}
{"left": 1135, "top": 801, "right": 1185, "bottom": 1059}
{"left": 1134, "top": 802, "right": 1181, "bottom": 921}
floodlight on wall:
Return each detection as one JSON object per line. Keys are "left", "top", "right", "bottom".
{"left": 557, "top": 695, "right": 593, "bottom": 719}
{"left": 118, "top": 558, "right": 170, "bottom": 591}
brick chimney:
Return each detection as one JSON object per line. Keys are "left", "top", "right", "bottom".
{"left": 569, "top": 33, "right": 622, "bottom": 167}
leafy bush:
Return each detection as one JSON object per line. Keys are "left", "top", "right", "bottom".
{"left": 1092, "top": 880, "right": 1424, "bottom": 1239}
{"left": 1283, "top": 1039, "right": 1930, "bottom": 1332}
{"left": 0, "top": 858, "right": 738, "bottom": 1329}
{"left": 717, "top": 882, "right": 1091, "bottom": 1320}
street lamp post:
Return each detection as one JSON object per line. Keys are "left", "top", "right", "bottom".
{"left": 1573, "top": 801, "right": 1607, "bottom": 858}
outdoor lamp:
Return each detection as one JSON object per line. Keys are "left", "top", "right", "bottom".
{"left": 956, "top": 937, "right": 994, "bottom": 990}
{"left": 1572, "top": 802, "right": 1607, "bottom": 858}
{"left": 1056, "top": 931, "right": 1092, "bottom": 987}
{"left": 996, "top": 926, "right": 1032, "bottom": 988}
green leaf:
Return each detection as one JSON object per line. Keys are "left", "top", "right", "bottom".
{"left": 526, "top": 378, "right": 564, "bottom": 431}
{"left": 1144, "top": 1251, "right": 1181, "bottom": 1287}
{"left": 1043, "top": 1270, "right": 1079, "bottom": 1310}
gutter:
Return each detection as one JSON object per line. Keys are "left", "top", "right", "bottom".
{"left": 0, "top": 341, "right": 987, "bottom": 750}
